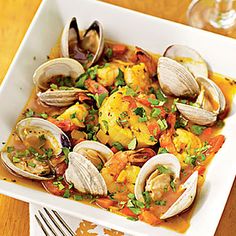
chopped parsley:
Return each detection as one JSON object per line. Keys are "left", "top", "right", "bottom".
{"left": 157, "top": 119, "right": 168, "bottom": 131}
{"left": 191, "top": 125, "right": 206, "bottom": 135}
{"left": 151, "top": 108, "right": 161, "bottom": 118}
{"left": 157, "top": 165, "right": 172, "bottom": 174}
{"left": 112, "top": 142, "right": 124, "bottom": 151}
{"left": 158, "top": 147, "right": 169, "bottom": 154}
{"left": 155, "top": 200, "right": 166, "bottom": 206}
{"left": 128, "top": 138, "right": 137, "bottom": 150}
{"left": 115, "top": 69, "right": 125, "bottom": 86}
{"left": 7, "top": 146, "right": 14, "bottom": 153}
{"left": 63, "top": 189, "right": 70, "bottom": 198}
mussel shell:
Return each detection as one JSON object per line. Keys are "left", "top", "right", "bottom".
{"left": 65, "top": 152, "right": 107, "bottom": 195}
{"left": 157, "top": 57, "right": 199, "bottom": 97}
{"left": 176, "top": 102, "right": 217, "bottom": 125}
{"left": 33, "top": 58, "right": 85, "bottom": 91}
{"left": 164, "top": 44, "right": 208, "bottom": 78}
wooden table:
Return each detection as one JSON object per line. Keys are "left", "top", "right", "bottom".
{"left": 0, "top": 0, "right": 235, "bottom": 235}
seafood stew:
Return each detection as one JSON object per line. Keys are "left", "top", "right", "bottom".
{"left": 1, "top": 17, "right": 235, "bottom": 232}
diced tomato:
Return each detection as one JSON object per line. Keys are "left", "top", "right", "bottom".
{"left": 120, "top": 207, "right": 137, "bottom": 217}
{"left": 136, "top": 97, "right": 151, "bottom": 107}
{"left": 85, "top": 79, "right": 108, "bottom": 95}
{"left": 122, "top": 96, "right": 137, "bottom": 109}
{"left": 206, "top": 135, "right": 225, "bottom": 155}
{"left": 55, "top": 162, "right": 68, "bottom": 176}
{"left": 201, "top": 127, "right": 213, "bottom": 137}
{"left": 96, "top": 198, "right": 115, "bottom": 209}
{"left": 195, "top": 166, "right": 206, "bottom": 175}
{"left": 112, "top": 44, "right": 127, "bottom": 56}
{"left": 138, "top": 210, "right": 162, "bottom": 225}
{"left": 147, "top": 122, "right": 161, "bottom": 138}
{"left": 47, "top": 117, "right": 77, "bottom": 132}
{"left": 42, "top": 180, "right": 66, "bottom": 196}
{"left": 111, "top": 146, "right": 119, "bottom": 154}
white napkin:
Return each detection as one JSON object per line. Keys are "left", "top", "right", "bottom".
{"left": 29, "top": 203, "right": 130, "bottom": 236}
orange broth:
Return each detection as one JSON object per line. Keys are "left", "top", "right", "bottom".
{"left": 1, "top": 40, "right": 236, "bottom": 233}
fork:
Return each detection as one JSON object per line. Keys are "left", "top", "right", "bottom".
{"left": 35, "top": 207, "right": 76, "bottom": 236}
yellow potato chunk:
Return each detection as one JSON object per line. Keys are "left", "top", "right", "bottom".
{"left": 57, "top": 103, "right": 88, "bottom": 127}
{"left": 99, "top": 87, "right": 156, "bottom": 148}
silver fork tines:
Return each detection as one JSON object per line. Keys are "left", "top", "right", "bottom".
{"left": 35, "top": 208, "right": 76, "bottom": 236}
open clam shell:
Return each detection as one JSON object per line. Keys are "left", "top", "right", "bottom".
{"left": 164, "top": 44, "right": 208, "bottom": 78}
{"left": 157, "top": 57, "right": 199, "bottom": 97}
{"left": 196, "top": 76, "right": 226, "bottom": 113}
{"left": 160, "top": 171, "right": 198, "bottom": 219}
{"left": 176, "top": 103, "right": 217, "bottom": 125}
{"left": 135, "top": 154, "right": 181, "bottom": 202}
{"left": 1, "top": 118, "right": 70, "bottom": 180}
{"left": 61, "top": 17, "right": 104, "bottom": 69}
{"left": 33, "top": 58, "right": 85, "bottom": 91}
{"left": 1, "top": 152, "right": 55, "bottom": 180}
{"left": 65, "top": 152, "right": 107, "bottom": 195}
{"left": 73, "top": 140, "right": 113, "bottom": 167}
{"left": 16, "top": 118, "right": 71, "bottom": 155}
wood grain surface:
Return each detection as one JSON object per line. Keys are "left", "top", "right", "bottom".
{"left": 0, "top": 0, "right": 235, "bottom": 235}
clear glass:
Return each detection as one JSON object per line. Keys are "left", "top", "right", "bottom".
{"left": 187, "top": 0, "right": 236, "bottom": 36}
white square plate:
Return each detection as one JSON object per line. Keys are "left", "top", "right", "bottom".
{"left": 0, "top": 0, "right": 236, "bottom": 235}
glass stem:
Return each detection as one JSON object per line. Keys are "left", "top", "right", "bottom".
{"left": 210, "top": 0, "right": 236, "bottom": 28}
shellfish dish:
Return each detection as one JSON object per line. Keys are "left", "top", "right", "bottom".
{"left": 1, "top": 17, "right": 235, "bottom": 232}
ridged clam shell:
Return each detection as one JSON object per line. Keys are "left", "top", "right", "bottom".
{"left": 164, "top": 44, "right": 208, "bottom": 78}
{"left": 33, "top": 58, "right": 85, "bottom": 91}
{"left": 135, "top": 154, "right": 181, "bottom": 202}
{"left": 38, "top": 88, "right": 86, "bottom": 107}
{"left": 1, "top": 152, "right": 55, "bottom": 180}
{"left": 73, "top": 140, "right": 113, "bottom": 164}
{"left": 160, "top": 171, "right": 198, "bottom": 219}
{"left": 65, "top": 152, "right": 107, "bottom": 195}
{"left": 157, "top": 57, "right": 199, "bottom": 97}
{"left": 176, "top": 102, "right": 217, "bottom": 125}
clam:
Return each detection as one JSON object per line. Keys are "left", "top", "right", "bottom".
{"left": 164, "top": 44, "right": 208, "bottom": 78}
{"left": 134, "top": 154, "right": 198, "bottom": 219}
{"left": 135, "top": 154, "right": 181, "bottom": 202}
{"left": 33, "top": 58, "right": 86, "bottom": 107}
{"left": 1, "top": 118, "right": 71, "bottom": 180}
{"left": 160, "top": 171, "right": 198, "bottom": 219}
{"left": 176, "top": 77, "right": 225, "bottom": 125}
{"left": 65, "top": 152, "right": 107, "bottom": 195}
{"left": 61, "top": 17, "right": 104, "bottom": 69}
{"left": 157, "top": 57, "right": 199, "bottom": 97}
{"left": 73, "top": 141, "right": 113, "bottom": 169}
